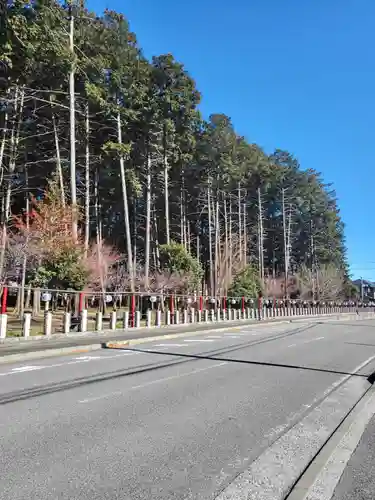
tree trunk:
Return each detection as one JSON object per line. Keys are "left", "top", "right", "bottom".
{"left": 0, "top": 88, "right": 9, "bottom": 190}
{"left": 50, "top": 96, "right": 65, "bottom": 206}
{"left": 153, "top": 202, "right": 161, "bottom": 271}
{"left": 144, "top": 153, "right": 152, "bottom": 289}
{"left": 163, "top": 123, "right": 170, "bottom": 244}
{"left": 238, "top": 182, "right": 242, "bottom": 265}
{"left": 0, "top": 86, "right": 24, "bottom": 279}
{"left": 214, "top": 188, "right": 220, "bottom": 297}
{"left": 243, "top": 200, "right": 247, "bottom": 265}
{"left": 229, "top": 194, "right": 233, "bottom": 283}
{"left": 258, "top": 187, "right": 264, "bottom": 283}
{"left": 19, "top": 167, "right": 30, "bottom": 318}
{"left": 224, "top": 195, "right": 229, "bottom": 294}
{"left": 84, "top": 104, "right": 90, "bottom": 257}
{"left": 117, "top": 111, "right": 134, "bottom": 292}
{"left": 207, "top": 184, "right": 214, "bottom": 295}
{"left": 69, "top": 5, "right": 78, "bottom": 242}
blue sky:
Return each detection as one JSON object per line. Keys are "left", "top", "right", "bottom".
{"left": 88, "top": 0, "right": 375, "bottom": 280}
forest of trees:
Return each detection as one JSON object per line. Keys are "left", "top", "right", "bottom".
{"left": 0, "top": 1, "right": 349, "bottom": 300}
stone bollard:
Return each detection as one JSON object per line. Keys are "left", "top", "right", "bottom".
{"left": 95, "top": 311, "right": 103, "bottom": 331}
{"left": 204, "top": 309, "right": 209, "bottom": 323}
{"left": 223, "top": 309, "right": 227, "bottom": 321}
{"left": 166, "top": 310, "right": 171, "bottom": 326}
{"left": 156, "top": 310, "right": 162, "bottom": 327}
{"left": 109, "top": 310, "right": 117, "bottom": 330}
{"left": 43, "top": 311, "right": 52, "bottom": 336}
{"left": 175, "top": 310, "right": 180, "bottom": 325}
{"left": 216, "top": 308, "right": 221, "bottom": 321}
{"left": 23, "top": 313, "right": 31, "bottom": 338}
{"left": 183, "top": 309, "right": 188, "bottom": 324}
{"left": 191, "top": 308, "right": 195, "bottom": 323}
{"left": 197, "top": 310, "right": 202, "bottom": 322}
{"left": 80, "top": 309, "right": 88, "bottom": 332}
{"left": 0, "top": 314, "right": 7, "bottom": 339}
{"left": 135, "top": 311, "right": 141, "bottom": 328}
{"left": 146, "top": 310, "right": 152, "bottom": 327}
{"left": 122, "top": 311, "right": 129, "bottom": 329}
{"left": 210, "top": 309, "right": 215, "bottom": 322}
{"left": 63, "top": 312, "right": 71, "bottom": 334}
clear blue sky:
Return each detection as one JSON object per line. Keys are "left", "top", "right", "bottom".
{"left": 88, "top": 0, "right": 375, "bottom": 280}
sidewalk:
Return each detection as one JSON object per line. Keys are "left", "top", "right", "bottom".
{"left": 331, "top": 414, "right": 375, "bottom": 500}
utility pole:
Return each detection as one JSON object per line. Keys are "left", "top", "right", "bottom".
{"left": 68, "top": 1, "right": 78, "bottom": 242}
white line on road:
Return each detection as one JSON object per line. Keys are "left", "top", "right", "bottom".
{"left": 11, "top": 365, "right": 43, "bottom": 372}
{"left": 0, "top": 352, "right": 141, "bottom": 377}
{"left": 78, "top": 361, "right": 228, "bottom": 404}
{"left": 183, "top": 339, "right": 215, "bottom": 342}
{"left": 153, "top": 343, "right": 185, "bottom": 347}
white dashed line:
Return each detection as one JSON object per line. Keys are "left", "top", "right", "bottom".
{"left": 183, "top": 339, "right": 215, "bottom": 342}
{"left": 11, "top": 366, "right": 43, "bottom": 372}
{"left": 153, "top": 343, "right": 185, "bottom": 347}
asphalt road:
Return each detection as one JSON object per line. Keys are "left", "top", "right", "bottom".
{"left": 1, "top": 319, "right": 375, "bottom": 500}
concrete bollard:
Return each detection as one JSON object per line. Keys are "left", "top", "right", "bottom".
{"left": 80, "top": 309, "right": 88, "bottom": 332}
{"left": 43, "top": 311, "right": 52, "bottom": 336}
{"left": 175, "top": 310, "right": 179, "bottom": 325}
{"left": 166, "top": 310, "right": 171, "bottom": 326}
{"left": 197, "top": 310, "right": 202, "bottom": 322}
{"left": 95, "top": 311, "right": 103, "bottom": 331}
{"left": 222, "top": 309, "right": 227, "bottom": 321}
{"left": 183, "top": 309, "right": 188, "bottom": 324}
{"left": 191, "top": 308, "right": 195, "bottom": 323}
{"left": 63, "top": 312, "right": 71, "bottom": 334}
{"left": 156, "top": 310, "right": 162, "bottom": 327}
{"left": 210, "top": 309, "right": 215, "bottom": 322}
{"left": 109, "top": 310, "right": 117, "bottom": 330}
{"left": 135, "top": 311, "right": 140, "bottom": 328}
{"left": 22, "top": 313, "right": 31, "bottom": 338}
{"left": 216, "top": 308, "right": 221, "bottom": 321}
{"left": 122, "top": 311, "right": 129, "bottom": 329}
{"left": 146, "top": 310, "right": 152, "bottom": 327}
{"left": 0, "top": 314, "right": 7, "bottom": 339}
{"left": 204, "top": 309, "right": 209, "bottom": 323}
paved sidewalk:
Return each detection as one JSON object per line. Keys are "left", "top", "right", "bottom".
{"left": 331, "top": 414, "right": 375, "bottom": 500}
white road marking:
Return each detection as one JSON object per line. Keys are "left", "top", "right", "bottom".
{"left": 0, "top": 352, "right": 140, "bottom": 377}
{"left": 78, "top": 362, "right": 228, "bottom": 404}
{"left": 153, "top": 343, "right": 185, "bottom": 347}
{"left": 183, "top": 339, "right": 215, "bottom": 342}
{"left": 74, "top": 356, "right": 102, "bottom": 361}
{"left": 288, "top": 344, "right": 296, "bottom": 348}
{"left": 11, "top": 365, "right": 43, "bottom": 372}
{"left": 207, "top": 336, "right": 223, "bottom": 339}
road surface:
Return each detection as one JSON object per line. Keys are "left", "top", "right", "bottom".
{"left": 1, "top": 319, "right": 375, "bottom": 500}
